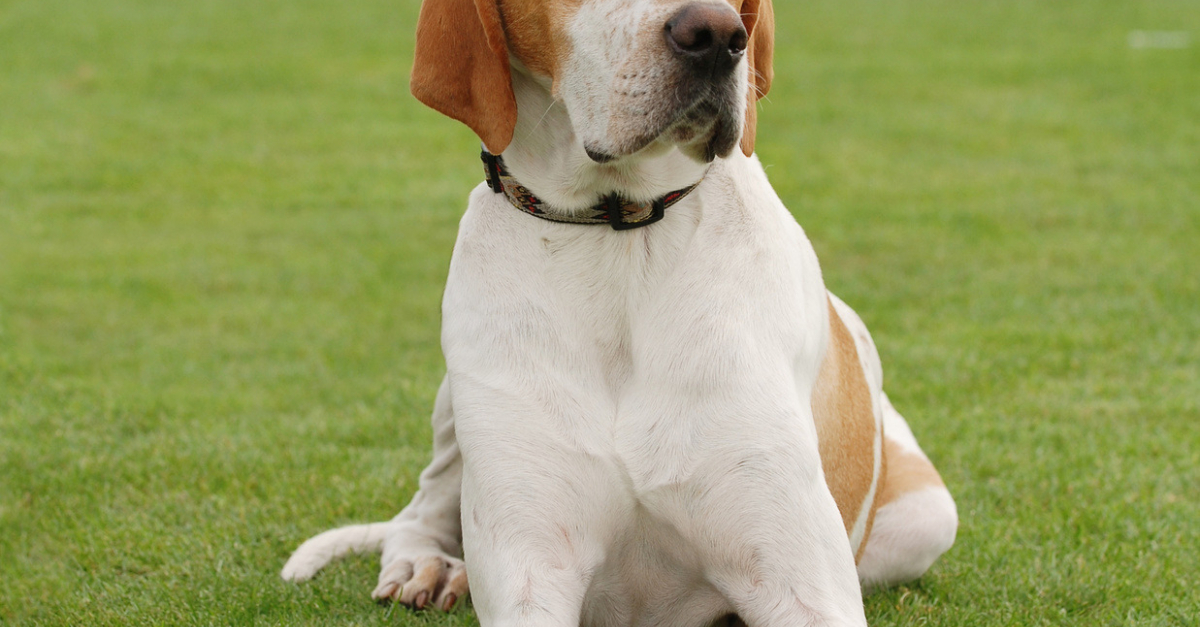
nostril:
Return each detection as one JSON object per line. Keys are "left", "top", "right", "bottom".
{"left": 728, "top": 30, "right": 747, "bottom": 55}
{"left": 667, "top": 23, "right": 714, "bottom": 53}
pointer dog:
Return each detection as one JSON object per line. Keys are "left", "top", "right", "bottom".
{"left": 283, "top": 0, "right": 957, "bottom": 624}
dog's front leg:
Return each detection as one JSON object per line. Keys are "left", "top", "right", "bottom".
{"left": 653, "top": 406, "right": 869, "bottom": 627}
{"left": 371, "top": 376, "right": 469, "bottom": 611}
{"left": 459, "top": 473, "right": 604, "bottom": 627}
{"left": 454, "top": 407, "right": 623, "bottom": 627}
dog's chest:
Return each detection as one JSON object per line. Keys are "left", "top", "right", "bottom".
{"left": 444, "top": 175, "right": 828, "bottom": 464}
{"left": 444, "top": 183, "right": 823, "bottom": 401}
{"left": 579, "top": 511, "right": 736, "bottom": 627}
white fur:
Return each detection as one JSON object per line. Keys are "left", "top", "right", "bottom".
{"left": 857, "top": 485, "right": 958, "bottom": 593}
{"left": 281, "top": 523, "right": 389, "bottom": 582}
{"left": 285, "top": 1, "right": 955, "bottom": 624}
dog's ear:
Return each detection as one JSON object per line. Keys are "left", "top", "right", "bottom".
{"left": 411, "top": 0, "right": 517, "bottom": 153}
{"left": 740, "top": 0, "right": 774, "bottom": 156}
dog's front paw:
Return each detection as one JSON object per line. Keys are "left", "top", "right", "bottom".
{"left": 372, "top": 553, "right": 468, "bottom": 612}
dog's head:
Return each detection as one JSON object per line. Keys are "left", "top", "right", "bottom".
{"left": 410, "top": 0, "right": 774, "bottom": 163}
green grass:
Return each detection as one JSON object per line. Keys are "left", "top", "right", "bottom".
{"left": 1, "top": 0, "right": 1197, "bottom": 624}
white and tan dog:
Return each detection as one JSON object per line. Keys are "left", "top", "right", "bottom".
{"left": 282, "top": 0, "right": 958, "bottom": 624}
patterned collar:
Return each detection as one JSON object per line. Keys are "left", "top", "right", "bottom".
{"left": 481, "top": 151, "right": 703, "bottom": 231}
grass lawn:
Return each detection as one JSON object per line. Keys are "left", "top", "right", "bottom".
{"left": 1, "top": 0, "right": 1197, "bottom": 624}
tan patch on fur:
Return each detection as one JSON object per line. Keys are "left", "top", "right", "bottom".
{"left": 853, "top": 450, "right": 883, "bottom": 563}
{"left": 877, "top": 439, "right": 945, "bottom": 507}
{"left": 497, "top": 0, "right": 576, "bottom": 81}
{"left": 812, "top": 299, "right": 879, "bottom": 542}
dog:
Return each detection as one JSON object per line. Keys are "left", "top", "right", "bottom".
{"left": 282, "top": 0, "right": 958, "bottom": 624}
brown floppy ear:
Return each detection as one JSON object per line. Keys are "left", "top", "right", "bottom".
{"left": 739, "top": 0, "right": 774, "bottom": 156}
{"left": 411, "top": 0, "right": 518, "bottom": 153}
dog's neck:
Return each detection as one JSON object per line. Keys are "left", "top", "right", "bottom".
{"left": 495, "top": 67, "right": 712, "bottom": 214}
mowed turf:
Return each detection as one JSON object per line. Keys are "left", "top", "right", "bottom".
{"left": 1, "top": 0, "right": 1197, "bottom": 624}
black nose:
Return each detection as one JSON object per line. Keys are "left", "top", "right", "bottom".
{"left": 665, "top": 3, "right": 748, "bottom": 75}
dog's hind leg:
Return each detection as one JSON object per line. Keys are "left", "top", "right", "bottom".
{"left": 282, "top": 376, "right": 469, "bottom": 612}
{"left": 370, "top": 376, "right": 468, "bottom": 611}
{"left": 855, "top": 393, "right": 957, "bottom": 593}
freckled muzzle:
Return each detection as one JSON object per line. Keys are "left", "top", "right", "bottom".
{"left": 584, "top": 3, "right": 750, "bottom": 164}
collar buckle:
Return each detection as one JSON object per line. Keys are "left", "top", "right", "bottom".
{"left": 609, "top": 197, "right": 666, "bottom": 231}
{"left": 481, "top": 150, "right": 504, "bottom": 193}
{"left": 604, "top": 194, "right": 623, "bottom": 229}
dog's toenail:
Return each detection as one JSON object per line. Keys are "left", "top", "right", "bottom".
{"left": 415, "top": 591, "right": 429, "bottom": 609}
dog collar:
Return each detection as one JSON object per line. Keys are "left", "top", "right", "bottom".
{"left": 481, "top": 150, "right": 702, "bottom": 231}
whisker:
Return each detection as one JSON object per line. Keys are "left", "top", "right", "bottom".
{"left": 531, "top": 100, "right": 557, "bottom": 133}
